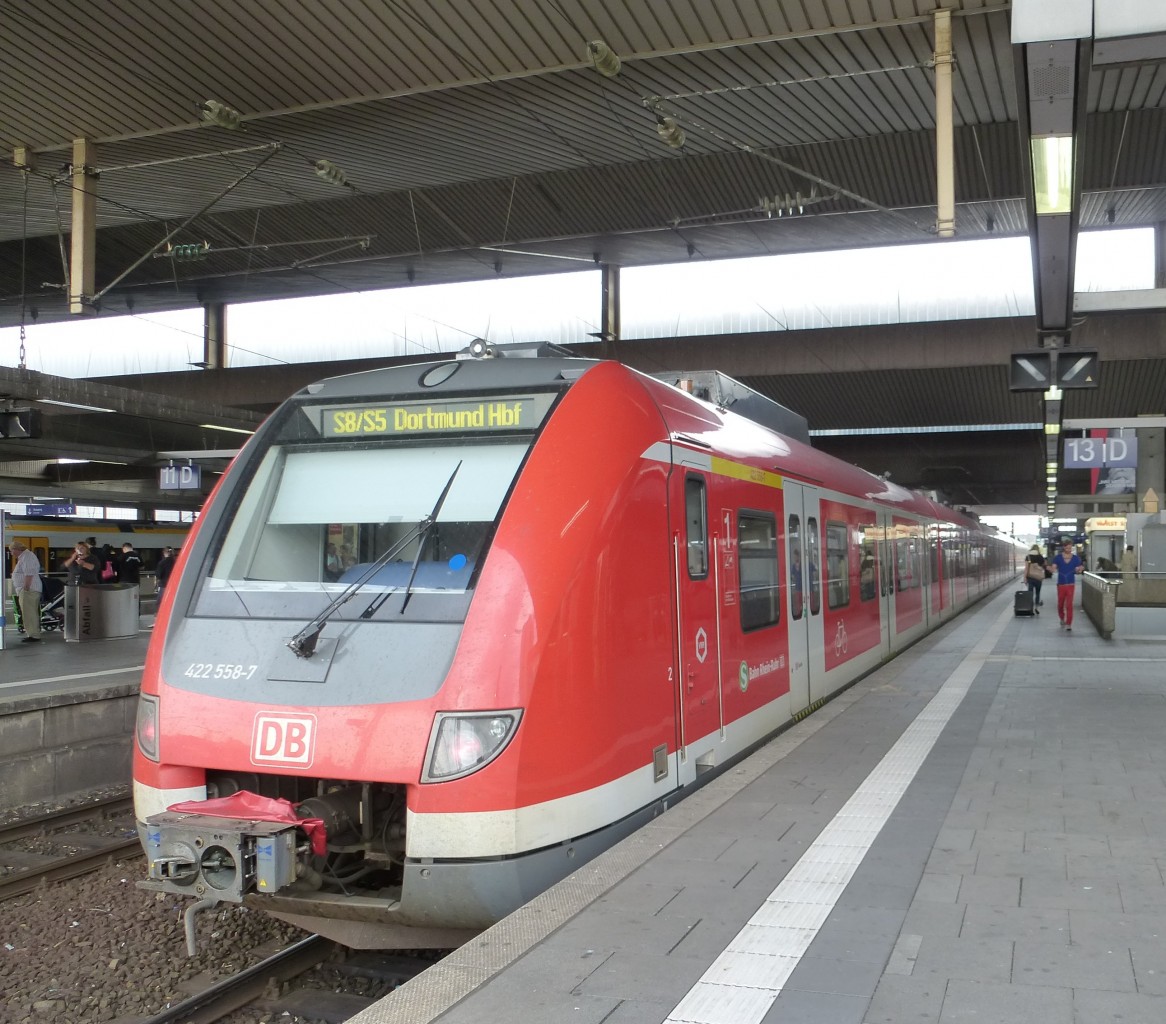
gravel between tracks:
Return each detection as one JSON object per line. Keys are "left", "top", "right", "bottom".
{"left": 1, "top": 844, "right": 312, "bottom": 1024}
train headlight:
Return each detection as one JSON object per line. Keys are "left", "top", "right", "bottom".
{"left": 422, "top": 710, "right": 522, "bottom": 782}
{"left": 136, "top": 694, "right": 160, "bottom": 762}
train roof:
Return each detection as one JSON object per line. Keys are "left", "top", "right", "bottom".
{"left": 295, "top": 344, "right": 594, "bottom": 401}
{"left": 290, "top": 347, "right": 984, "bottom": 533}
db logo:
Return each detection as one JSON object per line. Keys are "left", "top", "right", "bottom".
{"left": 251, "top": 713, "right": 317, "bottom": 769}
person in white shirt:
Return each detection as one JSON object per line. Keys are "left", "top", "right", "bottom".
{"left": 10, "top": 541, "right": 43, "bottom": 643}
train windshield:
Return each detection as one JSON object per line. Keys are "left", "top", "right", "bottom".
{"left": 195, "top": 437, "right": 531, "bottom": 619}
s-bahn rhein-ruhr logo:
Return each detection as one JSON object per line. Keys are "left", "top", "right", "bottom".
{"left": 251, "top": 712, "right": 317, "bottom": 769}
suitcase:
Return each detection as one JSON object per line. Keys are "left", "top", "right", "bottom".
{"left": 1014, "top": 589, "right": 1035, "bottom": 616}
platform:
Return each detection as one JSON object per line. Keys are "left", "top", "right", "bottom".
{"left": 0, "top": 615, "right": 151, "bottom": 809}
{"left": 351, "top": 584, "right": 1166, "bottom": 1024}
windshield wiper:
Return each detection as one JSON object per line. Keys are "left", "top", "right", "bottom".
{"left": 360, "top": 460, "right": 462, "bottom": 619}
{"left": 286, "top": 461, "right": 462, "bottom": 658}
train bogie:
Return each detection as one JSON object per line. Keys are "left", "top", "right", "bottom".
{"left": 132, "top": 348, "right": 1014, "bottom": 949}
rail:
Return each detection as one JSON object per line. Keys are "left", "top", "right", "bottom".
{"left": 0, "top": 795, "right": 132, "bottom": 845}
{"left": 0, "top": 795, "right": 140, "bottom": 901}
{"left": 140, "top": 934, "right": 334, "bottom": 1024}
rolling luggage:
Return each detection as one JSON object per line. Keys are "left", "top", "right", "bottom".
{"left": 1014, "top": 589, "right": 1035, "bottom": 616}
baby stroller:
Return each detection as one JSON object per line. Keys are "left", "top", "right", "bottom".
{"left": 38, "top": 575, "right": 66, "bottom": 632}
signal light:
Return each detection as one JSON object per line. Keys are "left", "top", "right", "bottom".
{"left": 0, "top": 408, "right": 40, "bottom": 438}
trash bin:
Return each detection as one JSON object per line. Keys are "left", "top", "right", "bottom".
{"left": 63, "top": 583, "right": 140, "bottom": 642}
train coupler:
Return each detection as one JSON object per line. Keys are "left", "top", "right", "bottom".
{"left": 142, "top": 811, "right": 302, "bottom": 902}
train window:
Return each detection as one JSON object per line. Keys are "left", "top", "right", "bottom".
{"left": 788, "top": 515, "right": 803, "bottom": 621}
{"left": 859, "top": 536, "right": 878, "bottom": 602}
{"left": 899, "top": 537, "right": 922, "bottom": 590}
{"left": 807, "top": 517, "right": 821, "bottom": 615}
{"left": 685, "top": 476, "right": 708, "bottom": 579}
{"left": 202, "top": 440, "right": 530, "bottom": 614}
{"left": 826, "top": 521, "right": 850, "bottom": 609}
{"left": 738, "top": 511, "right": 779, "bottom": 631}
{"left": 859, "top": 529, "right": 878, "bottom": 602}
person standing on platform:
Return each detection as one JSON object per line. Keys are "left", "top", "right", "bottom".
{"left": 118, "top": 542, "right": 142, "bottom": 585}
{"left": 63, "top": 541, "right": 100, "bottom": 585}
{"left": 155, "top": 547, "right": 176, "bottom": 599}
{"left": 5, "top": 545, "right": 23, "bottom": 633}
{"left": 10, "top": 541, "right": 43, "bottom": 644}
{"left": 1024, "top": 544, "right": 1046, "bottom": 612}
{"left": 1051, "top": 540, "right": 1083, "bottom": 631}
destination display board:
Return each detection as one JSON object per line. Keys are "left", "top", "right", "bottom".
{"left": 316, "top": 393, "right": 557, "bottom": 438}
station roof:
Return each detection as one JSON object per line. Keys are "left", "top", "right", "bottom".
{"left": 2, "top": 1, "right": 1165, "bottom": 517}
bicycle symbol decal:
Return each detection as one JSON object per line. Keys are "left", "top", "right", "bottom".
{"left": 833, "top": 620, "right": 849, "bottom": 658}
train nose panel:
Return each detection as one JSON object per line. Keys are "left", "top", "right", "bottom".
{"left": 141, "top": 812, "right": 300, "bottom": 902}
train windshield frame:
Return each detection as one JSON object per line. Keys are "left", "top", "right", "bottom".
{"left": 191, "top": 390, "right": 559, "bottom": 621}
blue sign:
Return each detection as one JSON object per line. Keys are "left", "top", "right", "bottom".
{"left": 26, "top": 502, "right": 76, "bottom": 516}
{"left": 1063, "top": 436, "right": 1138, "bottom": 469}
{"left": 159, "top": 464, "right": 202, "bottom": 490}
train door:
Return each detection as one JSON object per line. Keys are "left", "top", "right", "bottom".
{"left": 783, "top": 482, "right": 812, "bottom": 716}
{"left": 928, "top": 522, "right": 946, "bottom": 617}
{"left": 670, "top": 470, "right": 723, "bottom": 786}
{"left": 877, "top": 512, "right": 894, "bottom": 655}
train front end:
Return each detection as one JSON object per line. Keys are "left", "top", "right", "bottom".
{"left": 131, "top": 351, "right": 677, "bottom": 948}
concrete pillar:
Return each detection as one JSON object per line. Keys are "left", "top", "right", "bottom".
{"left": 203, "top": 303, "right": 227, "bottom": 369}
{"left": 70, "top": 138, "right": 97, "bottom": 315}
{"left": 600, "top": 263, "right": 621, "bottom": 361}
{"left": 933, "top": 9, "right": 955, "bottom": 238}
{"left": 1137, "top": 414, "right": 1165, "bottom": 512}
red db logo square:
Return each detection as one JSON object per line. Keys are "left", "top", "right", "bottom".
{"left": 251, "top": 713, "right": 316, "bottom": 769}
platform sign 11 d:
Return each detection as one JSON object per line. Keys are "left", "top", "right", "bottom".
{"left": 159, "top": 464, "right": 202, "bottom": 490}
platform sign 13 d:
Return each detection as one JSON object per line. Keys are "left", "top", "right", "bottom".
{"left": 1063, "top": 435, "right": 1137, "bottom": 469}
{"left": 159, "top": 464, "right": 202, "bottom": 490}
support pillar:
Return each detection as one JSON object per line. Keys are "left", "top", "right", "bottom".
{"left": 1136, "top": 415, "right": 1165, "bottom": 513}
{"left": 70, "top": 138, "right": 98, "bottom": 315}
{"left": 203, "top": 303, "right": 227, "bottom": 369}
{"left": 933, "top": 9, "right": 955, "bottom": 238}
{"left": 600, "top": 263, "right": 621, "bottom": 361}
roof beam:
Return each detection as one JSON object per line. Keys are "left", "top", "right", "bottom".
{"left": 0, "top": 365, "right": 263, "bottom": 431}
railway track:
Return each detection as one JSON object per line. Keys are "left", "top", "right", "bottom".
{"left": 0, "top": 793, "right": 140, "bottom": 900}
{"left": 141, "top": 934, "right": 336, "bottom": 1024}
{"left": 140, "top": 936, "right": 438, "bottom": 1024}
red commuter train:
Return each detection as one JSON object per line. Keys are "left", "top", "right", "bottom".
{"left": 133, "top": 344, "right": 1013, "bottom": 949}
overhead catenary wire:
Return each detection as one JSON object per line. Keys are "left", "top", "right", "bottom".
{"left": 92, "top": 144, "right": 284, "bottom": 303}
{"left": 574, "top": 32, "right": 934, "bottom": 236}
{"left": 644, "top": 97, "right": 932, "bottom": 235}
